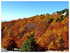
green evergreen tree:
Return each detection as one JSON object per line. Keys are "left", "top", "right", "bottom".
{"left": 47, "top": 18, "right": 53, "bottom": 23}
{"left": 19, "top": 34, "right": 38, "bottom": 52}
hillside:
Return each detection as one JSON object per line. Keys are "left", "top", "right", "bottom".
{"left": 1, "top": 9, "right": 69, "bottom": 51}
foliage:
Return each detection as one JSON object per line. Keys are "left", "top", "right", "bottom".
{"left": 56, "top": 8, "right": 69, "bottom": 16}
{"left": 1, "top": 9, "right": 69, "bottom": 51}
{"left": 55, "top": 18, "right": 61, "bottom": 22}
{"left": 46, "top": 13, "right": 50, "bottom": 15}
{"left": 19, "top": 34, "right": 38, "bottom": 52}
{"left": 48, "top": 18, "right": 53, "bottom": 23}
{"left": 55, "top": 15, "right": 66, "bottom": 22}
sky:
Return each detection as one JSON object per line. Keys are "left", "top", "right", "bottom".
{"left": 2, "top": 1, "right": 69, "bottom": 21}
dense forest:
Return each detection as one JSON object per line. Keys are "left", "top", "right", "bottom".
{"left": 1, "top": 9, "right": 69, "bottom": 52}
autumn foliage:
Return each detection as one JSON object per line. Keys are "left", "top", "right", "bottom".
{"left": 1, "top": 9, "right": 69, "bottom": 51}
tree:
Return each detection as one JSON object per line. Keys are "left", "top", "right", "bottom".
{"left": 56, "top": 9, "right": 69, "bottom": 16}
{"left": 46, "top": 13, "right": 50, "bottom": 15}
{"left": 19, "top": 33, "right": 38, "bottom": 52}
{"left": 48, "top": 18, "right": 53, "bottom": 23}
{"left": 55, "top": 18, "right": 61, "bottom": 22}
{"left": 55, "top": 15, "right": 67, "bottom": 22}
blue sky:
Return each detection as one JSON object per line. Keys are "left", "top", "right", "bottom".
{"left": 2, "top": 1, "right": 69, "bottom": 21}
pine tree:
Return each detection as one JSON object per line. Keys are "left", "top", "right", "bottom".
{"left": 19, "top": 34, "right": 38, "bottom": 52}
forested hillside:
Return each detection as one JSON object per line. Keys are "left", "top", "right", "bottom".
{"left": 1, "top": 9, "right": 69, "bottom": 51}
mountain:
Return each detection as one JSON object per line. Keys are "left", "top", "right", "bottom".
{"left": 1, "top": 9, "right": 69, "bottom": 51}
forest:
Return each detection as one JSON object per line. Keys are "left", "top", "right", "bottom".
{"left": 1, "top": 9, "right": 69, "bottom": 52}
